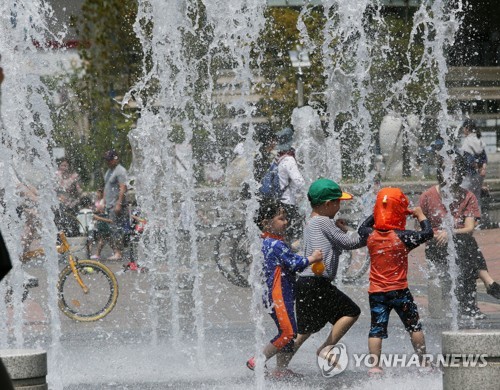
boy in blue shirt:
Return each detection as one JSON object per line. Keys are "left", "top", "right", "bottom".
{"left": 246, "top": 199, "right": 323, "bottom": 378}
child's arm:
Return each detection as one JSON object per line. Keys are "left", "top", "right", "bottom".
{"left": 93, "top": 214, "right": 113, "bottom": 224}
{"left": 397, "top": 207, "right": 433, "bottom": 250}
{"left": 278, "top": 243, "right": 322, "bottom": 273}
{"left": 335, "top": 219, "right": 349, "bottom": 233}
{"left": 434, "top": 216, "right": 475, "bottom": 246}
{"left": 329, "top": 219, "right": 367, "bottom": 250}
{"left": 131, "top": 214, "right": 146, "bottom": 223}
{"left": 307, "top": 249, "right": 323, "bottom": 265}
{"left": 357, "top": 215, "right": 374, "bottom": 242}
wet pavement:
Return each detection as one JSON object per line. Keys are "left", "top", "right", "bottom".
{"left": 11, "top": 228, "right": 500, "bottom": 389}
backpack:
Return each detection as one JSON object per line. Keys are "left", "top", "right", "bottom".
{"left": 259, "top": 160, "right": 288, "bottom": 200}
{"left": 463, "top": 150, "right": 487, "bottom": 175}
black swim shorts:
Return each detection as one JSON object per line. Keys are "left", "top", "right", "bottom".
{"left": 296, "top": 276, "right": 361, "bottom": 334}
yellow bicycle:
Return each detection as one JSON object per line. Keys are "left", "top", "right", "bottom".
{"left": 23, "top": 231, "right": 119, "bottom": 322}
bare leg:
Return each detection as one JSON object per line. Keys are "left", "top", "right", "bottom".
{"left": 368, "top": 337, "right": 383, "bottom": 373}
{"left": 95, "top": 239, "right": 105, "bottom": 257}
{"left": 273, "top": 333, "right": 311, "bottom": 370}
{"left": 294, "top": 333, "right": 311, "bottom": 352}
{"left": 316, "top": 315, "right": 359, "bottom": 356}
{"left": 262, "top": 343, "right": 279, "bottom": 361}
{"left": 478, "top": 269, "right": 494, "bottom": 287}
{"left": 109, "top": 237, "right": 122, "bottom": 258}
{"left": 409, "top": 330, "right": 427, "bottom": 364}
{"left": 276, "top": 351, "right": 293, "bottom": 369}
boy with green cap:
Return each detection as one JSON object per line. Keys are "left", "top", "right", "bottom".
{"left": 292, "top": 178, "right": 369, "bottom": 365}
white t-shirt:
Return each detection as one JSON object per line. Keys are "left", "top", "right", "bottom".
{"left": 461, "top": 133, "right": 485, "bottom": 156}
{"left": 277, "top": 155, "right": 305, "bottom": 206}
{"left": 104, "top": 164, "right": 127, "bottom": 208}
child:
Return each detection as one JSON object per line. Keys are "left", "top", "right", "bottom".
{"left": 124, "top": 203, "right": 147, "bottom": 272}
{"left": 358, "top": 187, "right": 433, "bottom": 375}
{"left": 246, "top": 199, "right": 323, "bottom": 378}
{"left": 419, "top": 158, "right": 500, "bottom": 319}
{"left": 90, "top": 189, "right": 111, "bottom": 260}
{"left": 293, "top": 178, "right": 367, "bottom": 366}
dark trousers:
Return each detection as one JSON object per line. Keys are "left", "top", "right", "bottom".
{"left": 426, "top": 233, "right": 487, "bottom": 314}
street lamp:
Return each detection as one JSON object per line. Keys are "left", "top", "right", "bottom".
{"left": 288, "top": 45, "right": 311, "bottom": 107}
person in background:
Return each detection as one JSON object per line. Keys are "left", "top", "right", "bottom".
{"left": 103, "top": 150, "right": 128, "bottom": 262}
{"left": 460, "top": 119, "right": 487, "bottom": 210}
{"left": 54, "top": 158, "right": 83, "bottom": 236}
{"left": 274, "top": 126, "right": 305, "bottom": 242}
{"left": 253, "top": 123, "right": 278, "bottom": 183}
{"left": 124, "top": 201, "right": 147, "bottom": 272}
{"left": 224, "top": 142, "right": 252, "bottom": 199}
{"left": 90, "top": 189, "right": 111, "bottom": 260}
{"left": 419, "top": 156, "right": 500, "bottom": 320}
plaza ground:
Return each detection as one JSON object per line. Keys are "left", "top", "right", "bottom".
{"left": 11, "top": 227, "right": 500, "bottom": 389}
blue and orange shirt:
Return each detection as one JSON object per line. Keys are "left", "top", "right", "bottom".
{"left": 261, "top": 233, "right": 310, "bottom": 306}
{"left": 359, "top": 216, "right": 433, "bottom": 293}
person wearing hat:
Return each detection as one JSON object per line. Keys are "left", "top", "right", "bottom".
{"left": 103, "top": 150, "right": 128, "bottom": 261}
{"left": 358, "top": 187, "right": 434, "bottom": 375}
{"left": 289, "top": 178, "right": 368, "bottom": 370}
{"left": 272, "top": 126, "right": 305, "bottom": 242}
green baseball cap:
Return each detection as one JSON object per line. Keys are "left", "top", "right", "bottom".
{"left": 307, "top": 178, "right": 353, "bottom": 205}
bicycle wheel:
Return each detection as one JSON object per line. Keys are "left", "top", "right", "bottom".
{"left": 57, "top": 260, "right": 119, "bottom": 322}
{"left": 230, "top": 234, "right": 252, "bottom": 287}
{"left": 214, "top": 225, "right": 251, "bottom": 288}
{"left": 340, "top": 247, "right": 370, "bottom": 283}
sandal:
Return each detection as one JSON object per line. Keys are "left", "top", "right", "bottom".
{"left": 487, "top": 282, "right": 500, "bottom": 299}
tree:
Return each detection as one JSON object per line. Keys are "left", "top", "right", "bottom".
{"left": 48, "top": 0, "right": 142, "bottom": 187}
{"left": 46, "top": 2, "right": 439, "bottom": 186}
{"left": 254, "top": 7, "right": 326, "bottom": 131}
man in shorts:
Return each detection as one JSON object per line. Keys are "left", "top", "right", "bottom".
{"left": 293, "top": 178, "right": 368, "bottom": 363}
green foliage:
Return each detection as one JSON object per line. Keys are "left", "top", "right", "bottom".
{"left": 255, "top": 7, "right": 326, "bottom": 130}
{"left": 48, "top": 0, "right": 142, "bottom": 188}
{"left": 46, "top": 2, "right": 438, "bottom": 186}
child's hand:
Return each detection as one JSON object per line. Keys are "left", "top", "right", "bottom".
{"left": 409, "top": 206, "right": 426, "bottom": 221}
{"left": 335, "top": 219, "right": 349, "bottom": 233}
{"left": 434, "top": 230, "right": 449, "bottom": 246}
{"left": 308, "top": 249, "right": 323, "bottom": 264}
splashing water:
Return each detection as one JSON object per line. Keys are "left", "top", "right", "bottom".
{"left": 0, "top": 0, "right": 478, "bottom": 388}
{"left": 1, "top": 1, "right": 64, "bottom": 388}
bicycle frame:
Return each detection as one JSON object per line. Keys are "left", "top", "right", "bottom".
{"left": 58, "top": 232, "right": 89, "bottom": 294}
{"left": 19, "top": 223, "right": 119, "bottom": 321}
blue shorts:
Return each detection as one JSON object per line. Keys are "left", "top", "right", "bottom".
{"left": 368, "top": 288, "right": 421, "bottom": 339}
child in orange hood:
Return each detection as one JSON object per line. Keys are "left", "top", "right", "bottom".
{"left": 358, "top": 187, "right": 434, "bottom": 375}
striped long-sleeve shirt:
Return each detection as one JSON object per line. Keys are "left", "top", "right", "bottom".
{"left": 300, "top": 216, "right": 367, "bottom": 281}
